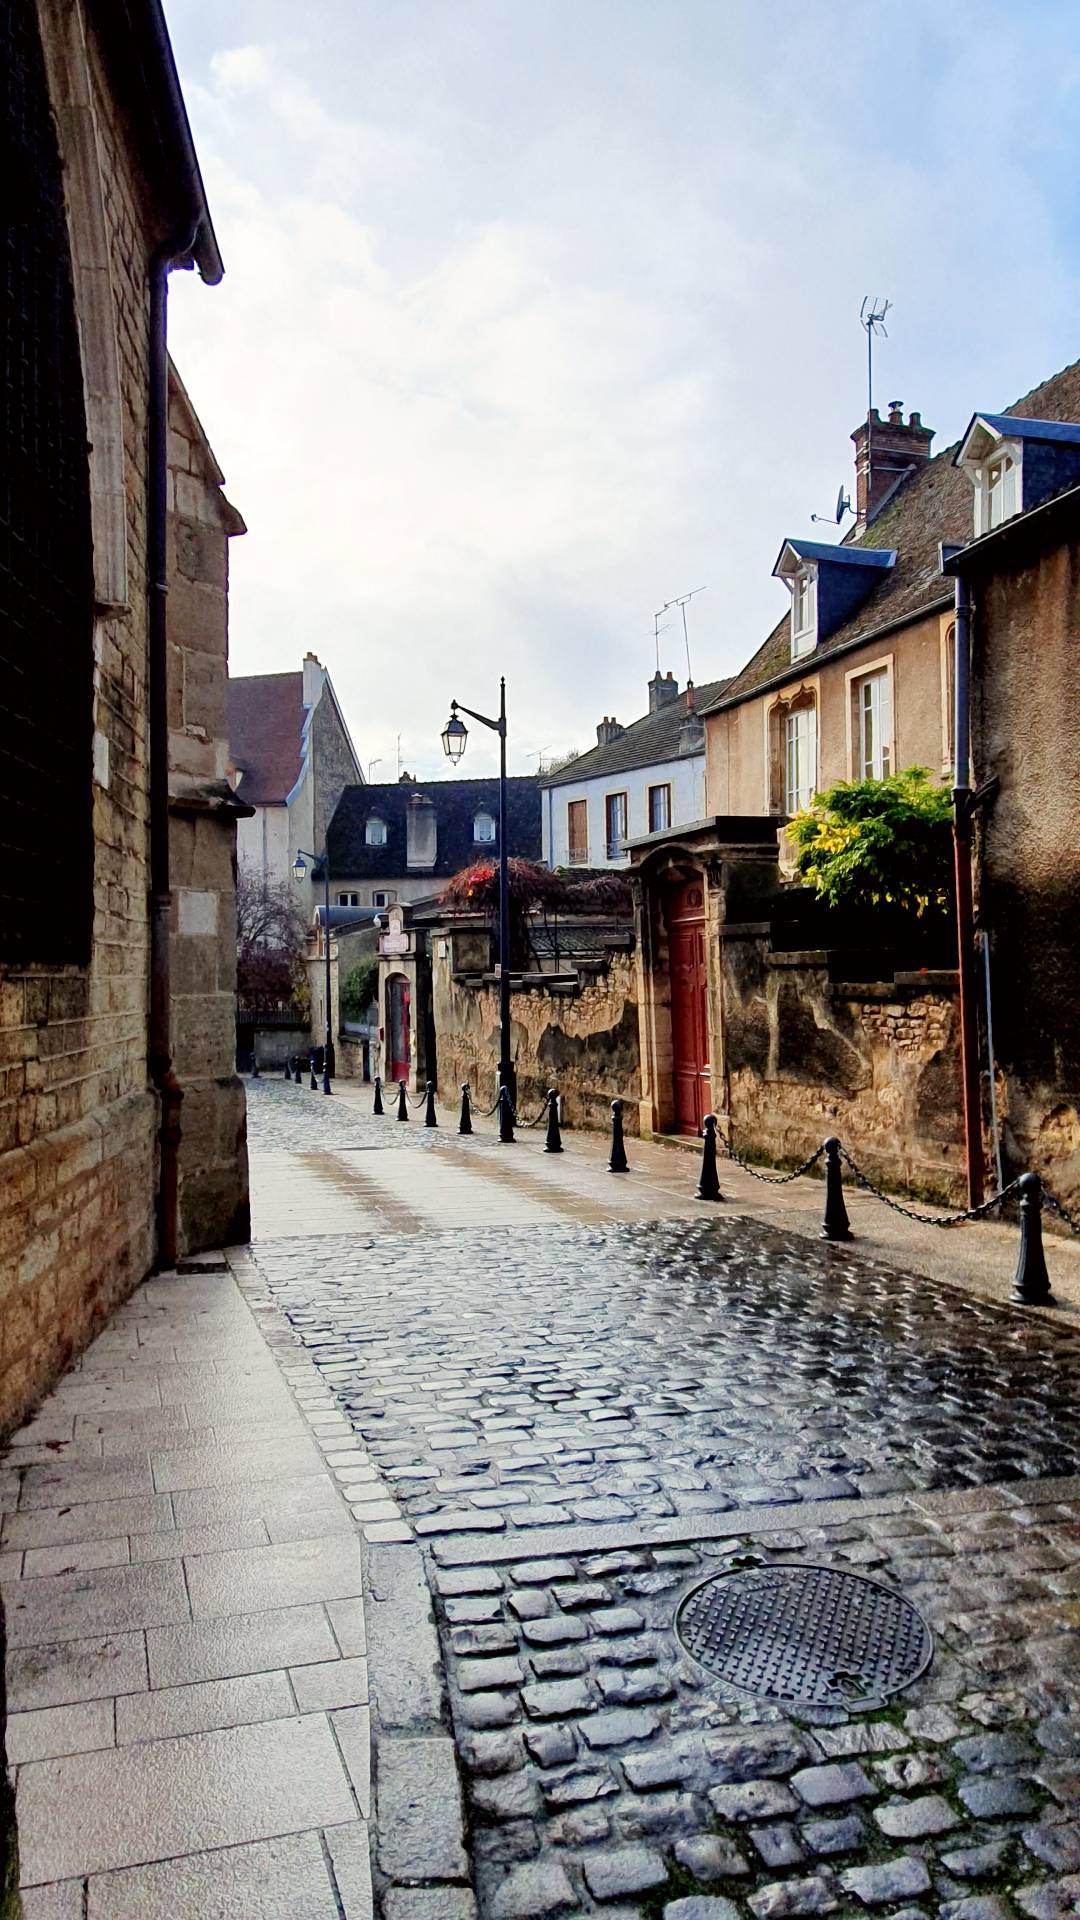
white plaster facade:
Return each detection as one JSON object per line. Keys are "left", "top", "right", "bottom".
{"left": 542, "top": 751, "right": 708, "bottom": 870}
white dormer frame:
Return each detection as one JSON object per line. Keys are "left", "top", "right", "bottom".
{"left": 958, "top": 420, "right": 1023, "bottom": 537}
{"left": 775, "top": 543, "right": 818, "bottom": 660}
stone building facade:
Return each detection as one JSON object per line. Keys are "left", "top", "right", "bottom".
{"left": 0, "top": 0, "right": 244, "bottom": 1433}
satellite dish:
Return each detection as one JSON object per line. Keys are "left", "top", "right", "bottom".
{"left": 835, "top": 486, "right": 848, "bottom": 523}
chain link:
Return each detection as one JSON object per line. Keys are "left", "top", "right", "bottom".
{"left": 721, "top": 1134, "right": 826, "bottom": 1185}
{"left": 1044, "top": 1190, "right": 1080, "bottom": 1236}
{"left": 837, "top": 1145, "right": 1023, "bottom": 1229}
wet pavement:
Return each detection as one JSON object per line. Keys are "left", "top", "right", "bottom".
{"left": 243, "top": 1078, "right": 1080, "bottom": 1918}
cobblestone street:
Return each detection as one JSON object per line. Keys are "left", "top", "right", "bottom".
{"left": 243, "top": 1077, "right": 1080, "bottom": 1920}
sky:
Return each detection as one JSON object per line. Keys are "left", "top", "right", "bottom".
{"left": 167, "top": 0, "right": 1080, "bottom": 781}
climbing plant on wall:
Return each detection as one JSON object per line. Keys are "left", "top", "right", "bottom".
{"left": 787, "top": 768, "right": 954, "bottom": 917}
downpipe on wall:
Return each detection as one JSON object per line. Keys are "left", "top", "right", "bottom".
{"left": 947, "top": 560, "right": 986, "bottom": 1209}
{"left": 147, "top": 232, "right": 197, "bottom": 1270}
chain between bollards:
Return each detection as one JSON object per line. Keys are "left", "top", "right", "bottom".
{"left": 544, "top": 1089, "right": 563, "bottom": 1154}
{"left": 424, "top": 1080, "right": 437, "bottom": 1128}
{"left": 498, "top": 1084, "right": 515, "bottom": 1144}
{"left": 459, "top": 1084, "right": 473, "bottom": 1135}
{"left": 373, "top": 1075, "right": 384, "bottom": 1115}
{"left": 696, "top": 1114, "right": 723, "bottom": 1202}
{"left": 608, "top": 1099, "right": 629, "bottom": 1173}
{"left": 396, "top": 1079, "right": 409, "bottom": 1122}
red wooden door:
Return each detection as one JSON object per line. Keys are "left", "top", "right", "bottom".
{"left": 387, "top": 973, "right": 410, "bottom": 1083}
{"left": 666, "top": 879, "right": 709, "bottom": 1134}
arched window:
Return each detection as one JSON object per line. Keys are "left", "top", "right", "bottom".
{"left": 473, "top": 810, "right": 496, "bottom": 844}
{"left": 365, "top": 817, "right": 387, "bottom": 846}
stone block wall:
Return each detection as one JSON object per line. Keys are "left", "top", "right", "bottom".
{"left": 0, "top": 8, "right": 162, "bottom": 1432}
{"left": 166, "top": 370, "right": 250, "bottom": 1255}
{"left": 722, "top": 932, "right": 964, "bottom": 1203}
{"left": 431, "top": 937, "right": 641, "bottom": 1133}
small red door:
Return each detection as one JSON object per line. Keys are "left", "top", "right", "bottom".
{"left": 387, "top": 973, "right": 410, "bottom": 1083}
{"left": 666, "top": 879, "right": 710, "bottom": 1134}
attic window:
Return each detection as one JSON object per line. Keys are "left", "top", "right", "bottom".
{"left": 473, "top": 810, "right": 496, "bottom": 844}
{"left": 365, "top": 817, "right": 387, "bottom": 846}
{"left": 980, "top": 450, "right": 1019, "bottom": 533}
{"left": 791, "top": 567, "right": 817, "bottom": 659}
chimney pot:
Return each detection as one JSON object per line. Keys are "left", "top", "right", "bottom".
{"left": 851, "top": 402, "right": 934, "bottom": 522}
{"left": 648, "top": 670, "right": 681, "bottom": 713}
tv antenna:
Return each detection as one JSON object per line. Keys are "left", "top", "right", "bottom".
{"left": 662, "top": 587, "right": 706, "bottom": 683}
{"left": 652, "top": 608, "right": 671, "bottom": 672}
{"left": 367, "top": 757, "right": 381, "bottom": 781}
{"left": 860, "top": 294, "right": 891, "bottom": 419}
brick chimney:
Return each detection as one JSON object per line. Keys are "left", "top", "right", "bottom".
{"left": 596, "top": 716, "right": 625, "bottom": 747}
{"left": 648, "top": 670, "right": 680, "bottom": 713}
{"left": 851, "top": 402, "right": 934, "bottom": 522}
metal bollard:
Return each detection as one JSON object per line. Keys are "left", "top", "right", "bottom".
{"left": 609, "top": 1098, "right": 629, "bottom": 1173}
{"left": 458, "top": 1084, "right": 472, "bottom": 1135}
{"left": 293, "top": 1056, "right": 302, "bottom": 1084}
{"left": 696, "top": 1114, "right": 723, "bottom": 1202}
{"left": 820, "top": 1137, "right": 853, "bottom": 1242}
{"left": 251, "top": 1052, "right": 260, "bottom": 1078}
{"left": 284, "top": 1056, "right": 292, "bottom": 1080}
{"left": 498, "top": 1085, "right": 516, "bottom": 1145}
{"left": 396, "top": 1080, "right": 409, "bottom": 1122}
{"left": 322, "top": 1056, "right": 332, "bottom": 1096}
{"left": 1012, "top": 1172, "right": 1054, "bottom": 1305}
{"left": 373, "top": 1075, "right": 384, "bottom": 1116}
{"left": 424, "top": 1080, "right": 437, "bottom": 1128}
{"left": 544, "top": 1088, "right": 563, "bottom": 1154}
{"left": 309, "top": 1051, "right": 318, "bottom": 1091}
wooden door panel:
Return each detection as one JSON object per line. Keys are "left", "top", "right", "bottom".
{"left": 666, "top": 882, "right": 709, "bottom": 1134}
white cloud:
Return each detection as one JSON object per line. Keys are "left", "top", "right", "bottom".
{"left": 167, "top": 2, "right": 1080, "bottom": 778}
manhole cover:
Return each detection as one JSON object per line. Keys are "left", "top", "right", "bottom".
{"left": 674, "top": 1563, "right": 932, "bottom": 1710}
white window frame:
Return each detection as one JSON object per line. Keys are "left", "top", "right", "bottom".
{"left": 473, "top": 810, "right": 496, "bottom": 844}
{"left": 790, "top": 567, "right": 817, "bottom": 660}
{"left": 973, "top": 439, "right": 1021, "bottom": 536}
{"left": 372, "top": 889, "right": 393, "bottom": 908}
{"left": 844, "top": 654, "right": 895, "bottom": 783}
{"left": 336, "top": 891, "right": 360, "bottom": 907}
{"left": 365, "top": 816, "right": 387, "bottom": 846}
{"left": 784, "top": 705, "right": 817, "bottom": 814}
{"left": 605, "top": 790, "right": 629, "bottom": 859}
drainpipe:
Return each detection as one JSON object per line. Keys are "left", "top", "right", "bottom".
{"left": 947, "top": 560, "right": 986, "bottom": 1207}
{"left": 147, "top": 232, "right": 196, "bottom": 1268}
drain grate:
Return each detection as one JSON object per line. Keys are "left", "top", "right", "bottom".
{"left": 674, "top": 1562, "right": 932, "bottom": 1710}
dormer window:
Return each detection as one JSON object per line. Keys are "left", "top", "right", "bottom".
{"left": 791, "top": 568, "right": 817, "bottom": 658}
{"left": 365, "top": 816, "right": 387, "bottom": 846}
{"left": 956, "top": 412, "right": 1080, "bottom": 539}
{"left": 473, "top": 810, "right": 496, "bottom": 844}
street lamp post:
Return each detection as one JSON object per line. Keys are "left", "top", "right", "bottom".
{"left": 442, "top": 677, "right": 515, "bottom": 1108}
{"left": 293, "top": 846, "right": 333, "bottom": 1094}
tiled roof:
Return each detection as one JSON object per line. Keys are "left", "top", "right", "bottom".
{"left": 326, "top": 777, "right": 542, "bottom": 880}
{"left": 541, "top": 679, "right": 731, "bottom": 789}
{"left": 702, "top": 356, "right": 1080, "bottom": 716}
{"left": 227, "top": 672, "right": 305, "bottom": 806}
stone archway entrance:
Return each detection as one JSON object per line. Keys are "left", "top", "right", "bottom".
{"left": 665, "top": 877, "right": 710, "bottom": 1134}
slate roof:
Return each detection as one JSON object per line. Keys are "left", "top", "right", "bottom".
{"left": 326, "top": 777, "right": 542, "bottom": 880}
{"left": 702, "top": 356, "right": 1080, "bottom": 717}
{"left": 541, "top": 679, "right": 731, "bottom": 790}
{"left": 227, "top": 672, "right": 305, "bottom": 807}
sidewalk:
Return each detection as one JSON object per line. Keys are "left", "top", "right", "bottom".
{"left": 3, "top": 1258, "right": 373, "bottom": 1917}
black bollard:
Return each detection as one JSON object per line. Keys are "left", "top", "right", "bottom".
{"left": 820, "top": 1137, "right": 853, "bottom": 1242}
{"left": 696, "top": 1114, "right": 723, "bottom": 1202}
{"left": 373, "top": 1075, "right": 384, "bottom": 1115}
{"left": 322, "top": 1057, "right": 332, "bottom": 1096}
{"left": 544, "top": 1088, "right": 563, "bottom": 1154}
{"left": 1012, "top": 1172, "right": 1054, "bottom": 1305}
{"left": 609, "top": 1098, "right": 629, "bottom": 1173}
{"left": 458, "top": 1084, "right": 472, "bottom": 1135}
{"left": 309, "top": 1051, "right": 318, "bottom": 1091}
{"left": 284, "top": 1056, "right": 292, "bottom": 1080}
{"left": 293, "top": 1056, "right": 302, "bottom": 1084}
{"left": 396, "top": 1080, "right": 409, "bottom": 1122}
{"left": 424, "top": 1080, "right": 437, "bottom": 1128}
{"left": 252, "top": 1051, "right": 260, "bottom": 1078}
{"left": 498, "top": 1085, "right": 515, "bottom": 1145}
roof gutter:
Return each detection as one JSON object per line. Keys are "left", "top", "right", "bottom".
{"left": 113, "top": 0, "right": 223, "bottom": 283}
{"left": 939, "top": 543, "right": 984, "bottom": 1209}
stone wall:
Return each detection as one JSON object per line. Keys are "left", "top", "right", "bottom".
{"left": 431, "top": 933, "right": 641, "bottom": 1133}
{"left": 0, "top": 5, "right": 163, "bottom": 1432}
{"left": 166, "top": 369, "right": 250, "bottom": 1255}
{"left": 723, "top": 932, "right": 964, "bottom": 1202}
